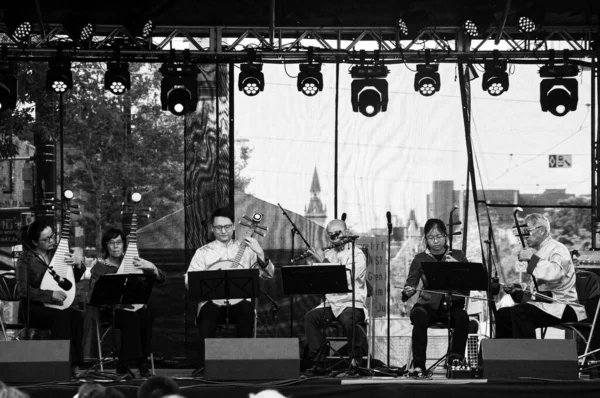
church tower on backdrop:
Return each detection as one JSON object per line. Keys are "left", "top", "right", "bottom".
{"left": 305, "top": 166, "right": 327, "bottom": 227}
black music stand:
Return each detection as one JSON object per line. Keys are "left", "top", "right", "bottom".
{"left": 281, "top": 265, "right": 351, "bottom": 371}
{"left": 87, "top": 274, "right": 155, "bottom": 379}
{"left": 187, "top": 269, "right": 260, "bottom": 328}
{"left": 420, "top": 262, "right": 488, "bottom": 374}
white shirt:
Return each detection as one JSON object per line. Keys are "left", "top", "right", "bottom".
{"left": 315, "top": 243, "right": 368, "bottom": 318}
{"left": 185, "top": 239, "right": 274, "bottom": 316}
{"left": 524, "top": 236, "right": 586, "bottom": 321}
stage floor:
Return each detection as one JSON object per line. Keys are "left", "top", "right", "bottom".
{"left": 12, "top": 368, "right": 600, "bottom": 398}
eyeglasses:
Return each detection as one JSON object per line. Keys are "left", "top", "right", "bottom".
{"left": 108, "top": 240, "right": 124, "bottom": 247}
{"left": 528, "top": 225, "right": 545, "bottom": 234}
{"left": 38, "top": 234, "right": 56, "bottom": 243}
{"left": 328, "top": 231, "right": 343, "bottom": 239}
{"left": 212, "top": 224, "right": 234, "bottom": 232}
{"left": 426, "top": 234, "right": 446, "bottom": 242}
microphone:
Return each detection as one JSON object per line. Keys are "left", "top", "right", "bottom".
{"left": 386, "top": 211, "right": 392, "bottom": 235}
{"left": 341, "top": 213, "right": 347, "bottom": 222}
{"left": 57, "top": 276, "right": 73, "bottom": 291}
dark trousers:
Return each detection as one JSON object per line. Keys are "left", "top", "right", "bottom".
{"left": 196, "top": 300, "right": 255, "bottom": 366}
{"left": 21, "top": 301, "right": 84, "bottom": 366}
{"left": 114, "top": 307, "right": 153, "bottom": 366}
{"left": 304, "top": 307, "right": 367, "bottom": 363}
{"left": 496, "top": 303, "right": 577, "bottom": 338}
{"left": 410, "top": 304, "right": 469, "bottom": 370}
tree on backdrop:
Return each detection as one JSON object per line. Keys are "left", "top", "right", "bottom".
{"left": 5, "top": 61, "right": 184, "bottom": 247}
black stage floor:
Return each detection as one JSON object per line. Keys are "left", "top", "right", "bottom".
{"left": 11, "top": 369, "right": 600, "bottom": 398}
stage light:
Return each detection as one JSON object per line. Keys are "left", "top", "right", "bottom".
{"left": 414, "top": 64, "right": 440, "bottom": 97}
{"left": 482, "top": 53, "right": 509, "bottom": 96}
{"left": 159, "top": 55, "right": 199, "bottom": 116}
{"left": 105, "top": 62, "right": 131, "bottom": 95}
{"left": 123, "top": 13, "right": 154, "bottom": 39}
{"left": 63, "top": 189, "right": 74, "bottom": 200}
{"left": 238, "top": 63, "right": 264, "bottom": 96}
{"left": 397, "top": 18, "right": 408, "bottom": 37}
{"left": 463, "top": 20, "right": 479, "bottom": 38}
{"left": 46, "top": 56, "right": 73, "bottom": 94}
{"left": 297, "top": 64, "right": 323, "bottom": 97}
{"left": 517, "top": 16, "right": 536, "bottom": 33}
{"left": 62, "top": 14, "right": 95, "bottom": 45}
{"left": 6, "top": 21, "right": 32, "bottom": 42}
{"left": 0, "top": 62, "right": 18, "bottom": 113}
{"left": 350, "top": 65, "right": 389, "bottom": 117}
{"left": 539, "top": 63, "right": 579, "bottom": 117}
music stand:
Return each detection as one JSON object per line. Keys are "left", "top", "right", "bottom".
{"left": 187, "top": 269, "right": 260, "bottom": 329}
{"left": 419, "top": 262, "right": 488, "bottom": 374}
{"left": 281, "top": 265, "right": 351, "bottom": 371}
{"left": 87, "top": 274, "right": 156, "bottom": 378}
{"left": 280, "top": 265, "right": 350, "bottom": 296}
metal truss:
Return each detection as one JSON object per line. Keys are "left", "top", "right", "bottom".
{"left": 1, "top": 23, "right": 598, "bottom": 63}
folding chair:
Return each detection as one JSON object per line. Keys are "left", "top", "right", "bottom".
{"left": 555, "top": 271, "right": 600, "bottom": 371}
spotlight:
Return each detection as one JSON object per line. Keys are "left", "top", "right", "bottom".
{"left": 63, "top": 189, "right": 74, "bottom": 200}
{"left": 0, "top": 62, "right": 18, "bottom": 113}
{"left": 517, "top": 16, "right": 536, "bottom": 33}
{"left": 350, "top": 64, "right": 389, "bottom": 117}
{"left": 397, "top": 18, "right": 408, "bottom": 37}
{"left": 482, "top": 53, "right": 509, "bottom": 96}
{"left": 62, "top": 14, "right": 95, "bottom": 45}
{"left": 238, "top": 63, "right": 264, "bottom": 96}
{"left": 6, "top": 21, "right": 32, "bottom": 42}
{"left": 46, "top": 56, "right": 73, "bottom": 94}
{"left": 414, "top": 64, "right": 440, "bottom": 97}
{"left": 159, "top": 56, "right": 199, "bottom": 116}
{"left": 105, "top": 62, "right": 131, "bottom": 95}
{"left": 463, "top": 20, "right": 479, "bottom": 38}
{"left": 539, "top": 64, "right": 579, "bottom": 117}
{"left": 123, "top": 13, "right": 154, "bottom": 39}
{"left": 297, "top": 64, "right": 323, "bottom": 96}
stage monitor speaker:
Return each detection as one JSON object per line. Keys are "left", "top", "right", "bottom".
{"left": 205, "top": 338, "right": 299, "bottom": 380}
{"left": 480, "top": 339, "right": 578, "bottom": 380}
{"left": 0, "top": 340, "right": 71, "bottom": 383}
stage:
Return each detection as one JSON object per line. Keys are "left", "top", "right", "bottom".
{"left": 12, "top": 368, "right": 600, "bottom": 398}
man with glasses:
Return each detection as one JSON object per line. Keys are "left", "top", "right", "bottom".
{"left": 303, "top": 219, "right": 368, "bottom": 377}
{"left": 496, "top": 213, "right": 586, "bottom": 338}
{"left": 401, "top": 218, "right": 469, "bottom": 378}
{"left": 185, "top": 207, "right": 274, "bottom": 371}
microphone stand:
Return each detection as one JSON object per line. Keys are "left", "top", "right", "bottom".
{"left": 386, "top": 221, "right": 392, "bottom": 367}
{"left": 278, "top": 203, "right": 312, "bottom": 339}
{"left": 290, "top": 227, "right": 297, "bottom": 337}
{"left": 263, "top": 292, "right": 280, "bottom": 337}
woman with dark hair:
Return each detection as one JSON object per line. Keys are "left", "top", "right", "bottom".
{"left": 15, "top": 220, "right": 86, "bottom": 377}
{"left": 401, "top": 218, "right": 470, "bottom": 378}
{"left": 88, "top": 228, "right": 165, "bottom": 378}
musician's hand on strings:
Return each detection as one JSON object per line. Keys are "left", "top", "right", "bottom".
{"left": 65, "top": 252, "right": 85, "bottom": 269}
{"left": 244, "top": 237, "right": 265, "bottom": 258}
{"left": 52, "top": 290, "right": 67, "bottom": 304}
{"left": 403, "top": 286, "right": 416, "bottom": 296}
{"left": 133, "top": 257, "right": 159, "bottom": 275}
{"left": 518, "top": 248, "right": 535, "bottom": 262}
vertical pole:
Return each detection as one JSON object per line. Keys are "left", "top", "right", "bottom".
{"left": 592, "top": 56, "right": 598, "bottom": 249}
{"left": 334, "top": 62, "right": 339, "bottom": 219}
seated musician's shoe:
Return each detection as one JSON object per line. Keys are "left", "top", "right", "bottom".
{"left": 71, "top": 364, "right": 83, "bottom": 379}
{"left": 138, "top": 361, "right": 152, "bottom": 378}
{"left": 408, "top": 367, "right": 431, "bottom": 379}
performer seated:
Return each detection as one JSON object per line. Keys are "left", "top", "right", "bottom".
{"left": 402, "top": 218, "right": 469, "bottom": 378}
{"left": 496, "top": 213, "right": 586, "bottom": 338}
{"left": 15, "top": 220, "right": 86, "bottom": 377}
{"left": 87, "top": 228, "right": 165, "bottom": 378}
{"left": 185, "top": 207, "right": 274, "bottom": 370}
{"left": 303, "top": 219, "right": 368, "bottom": 377}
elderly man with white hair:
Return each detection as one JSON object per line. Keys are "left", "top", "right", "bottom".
{"left": 496, "top": 213, "right": 586, "bottom": 338}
